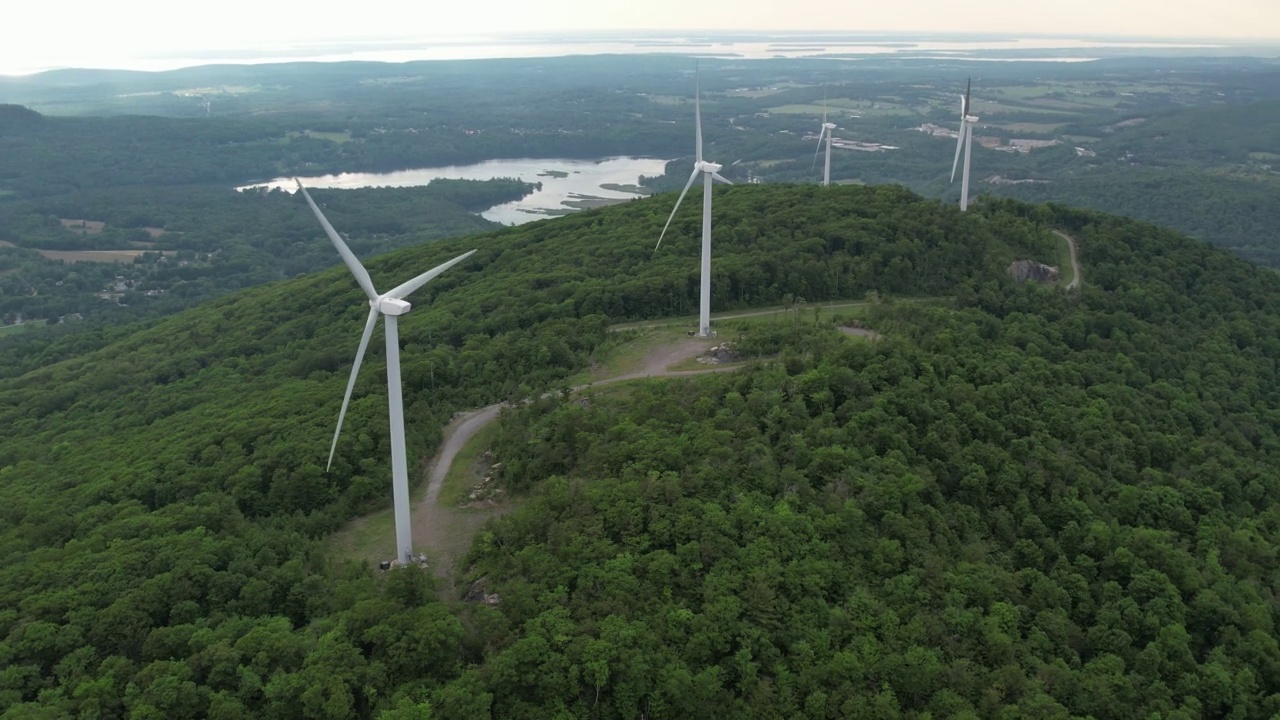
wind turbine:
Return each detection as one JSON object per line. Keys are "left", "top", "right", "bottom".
{"left": 297, "top": 180, "right": 476, "bottom": 566}
{"left": 812, "top": 94, "right": 837, "bottom": 186}
{"left": 655, "top": 67, "right": 733, "bottom": 338}
{"left": 950, "top": 78, "right": 979, "bottom": 212}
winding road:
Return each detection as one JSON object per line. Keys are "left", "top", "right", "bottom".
{"left": 408, "top": 336, "right": 739, "bottom": 585}
{"left": 1053, "top": 230, "right": 1082, "bottom": 290}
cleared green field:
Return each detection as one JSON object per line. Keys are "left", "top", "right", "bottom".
{"left": 0, "top": 324, "right": 29, "bottom": 337}
{"left": 994, "top": 85, "right": 1057, "bottom": 99}
{"left": 725, "top": 82, "right": 809, "bottom": 98}
{"left": 642, "top": 94, "right": 688, "bottom": 105}
{"left": 992, "top": 121, "right": 1071, "bottom": 133}
{"left": 769, "top": 101, "right": 915, "bottom": 117}
{"left": 1027, "top": 97, "right": 1120, "bottom": 111}
{"left": 973, "top": 100, "right": 1082, "bottom": 116}
{"left": 282, "top": 130, "right": 352, "bottom": 144}
{"left": 608, "top": 297, "right": 878, "bottom": 332}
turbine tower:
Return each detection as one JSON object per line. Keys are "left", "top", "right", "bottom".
{"left": 812, "top": 94, "right": 837, "bottom": 186}
{"left": 655, "top": 66, "right": 733, "bottom": 338}
{"left": 297, "top": 180, "right": 476, "bottom": 565}
{"left": 950, "top": 78, "right": 979, "bottom": 212}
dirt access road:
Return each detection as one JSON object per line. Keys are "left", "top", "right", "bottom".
{"left": 1054, "top": 230, "right": 1082, "bottom": 290}
{"left": 409, "top": 336, "right": 734, "bottom": 589}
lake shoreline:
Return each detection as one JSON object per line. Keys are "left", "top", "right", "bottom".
{"left": 237, "top": 155, "right": 671, "bottom": 226}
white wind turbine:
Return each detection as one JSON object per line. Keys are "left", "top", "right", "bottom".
{"left": 297, "top": 180, "right": 476, "bottom": 565}
{"left": 812, "top": 94, "right": 837, "bottom": 186}
{"left": 655, "top": 67, "right": 733, "bottom": 338}
{"left": 951, "top": 78, "right": 979, "bottom": 212}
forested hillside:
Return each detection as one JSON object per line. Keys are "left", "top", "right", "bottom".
{"left": 2, "top": 185, "right": 1279, "bottom": 717}
{"left": 0, "top": 181, "right": 532, "bottom": 375}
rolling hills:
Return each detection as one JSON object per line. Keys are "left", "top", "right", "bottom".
{"left": 2, "top": 184, "right": 1279, "bottom": 718}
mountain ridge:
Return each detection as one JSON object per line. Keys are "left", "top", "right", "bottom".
{"left": 2, "top": 185, "right": 1279, "bottom": 717}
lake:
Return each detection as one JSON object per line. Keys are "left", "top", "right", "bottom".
{"left": 238, "top": 156, "right": 671, "bottom": 226}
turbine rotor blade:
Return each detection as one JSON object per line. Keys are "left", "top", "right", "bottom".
{"left": 328, "top": 306, "right": 379, "bottom": 471}
{"left": 711, "top": 172, "right": 734, "bottom": 185}
{"left": 964, "top": 77, "right": 972, "bottom": 117}
{"left": 297, "top": 180, "right": 378, "bottom": 301}
{"left": 951, "top": 125, "right": 965, "bottom": 183}
{"left": 695, "top": 70, "right": 704, "bottom": 163}
{"left": 386, "top": 249, "right": 478, "bottom": 300}
{"left": 812, "top": 126, "right": 825, "bottom": 170}
{"left": 656, "top": 167, "right": 702, "bottom": 251}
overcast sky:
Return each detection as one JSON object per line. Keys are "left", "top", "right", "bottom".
{"left": 2, "top": 0, "right": 1277, "bottom": 74}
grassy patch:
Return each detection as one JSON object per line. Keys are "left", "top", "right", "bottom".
{"left": 725, "top": 83, "right": 808, "bottom": 98}
{"left": 34, "top": 249, "right": 160, "bottom": 263}
{"left": 1054, "top": 232, "right": 1077, "bottom": 288}
{"left": 993, "top": 85, "right": 1057, "bottom": 99}
{"left": 972, "top": 100, "right": 1081, "bottom": 116}
{"left": 283, "top": 130, "right": 352, "bottom": 144}
{"left": 328, "top": 501, "right": 396, "bottom": 566}
{"left": 992, "top": 122, "right": 1070, "bottom": 133}
{"left": 59, "top": 218, "right": 105, "bottom": 234}
{"left": 769, "top": 99, "right": 914, "bottom": 117}
{"left": 608, "top": 298, "right": 876, "bottom": 333}
{"left": 642, "top": 94, "right": 688, "bottom": 105}
{"left": 563, "top": 327, "right": 687, "bottom": 385}
{"left": 0, "top": 324, "right": 30, "bottom": 337}
{"left": 1249, "top": 152, "right": 1280, "bottom": 161}
{"left": 440, "top": 421, "right": 500, "bottom": 506}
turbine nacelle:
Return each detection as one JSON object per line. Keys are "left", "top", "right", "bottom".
{"left": 822, "top": 122, "right": 837, "bottom": 130}
{"left": 964, "top": 115, "right": 979, "bottom": 123}
{"left": 379, "top": 297, "right": 411, "bottom": 316}
{"left": 697, "top": 160, "right": 723, "bottom": 174}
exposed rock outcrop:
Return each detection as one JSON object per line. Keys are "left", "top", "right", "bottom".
{"left": 697, "top": 343, "right": 741, "bottom": 364}
{"left": 1007, "top": 260, "right": 1060, "bottom": 283}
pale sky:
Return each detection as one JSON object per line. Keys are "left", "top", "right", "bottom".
{"left": 2, "top": 0, "right": 1277, "bottom": 74}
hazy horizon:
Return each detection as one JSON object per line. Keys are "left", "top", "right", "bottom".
{"left": 2, "top": 29, "right": 1278, "bottom": 77}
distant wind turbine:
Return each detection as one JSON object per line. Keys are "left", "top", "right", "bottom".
{"left": 297, "top": 180, "right": 476, "bottom": 565}
{"left": 812, "top": 94, "right": 837, "bottom": 186}
{"left": 655, "top": 66, "right": 733, "bottom": 338}
{"left": 950, "top": 78, "right": 979, "bottom": 212}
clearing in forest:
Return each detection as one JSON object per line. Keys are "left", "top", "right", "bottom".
{"left": 327, "top": 298, "right": 883, "bottom": 592}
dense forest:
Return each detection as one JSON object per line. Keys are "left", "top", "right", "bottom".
{"left": 1, "top": 184, "right": 1279, "bottom": 717}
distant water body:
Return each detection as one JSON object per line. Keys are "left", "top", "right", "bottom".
{"left": 6, "top": 33, "right": 1259, "bottom": 76}
{"left": 239, "top": 156, "right": 670, "bottom": 226}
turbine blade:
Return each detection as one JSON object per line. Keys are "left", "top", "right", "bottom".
{"left": 386, "top": 249, "right": 478, "bottom": 300}
{"left": 711, "top": 172, "right": 734, "bottom": 185}
{"left": 695, "top": 70, "right": 704, "bottom": 163}
{"left": 297, "top": 180, "right": 378, "bottom": 301}
{"left": 950, "top": 125, "right": 965, "bottom": 183}
{"left": 656, "top": 168, "right": 702, "bottom": 251}
{"left": 822, "top": 90, "right": 828, "bottom": 124}
{"left": 328, "top": 306, "right": 379, "bottom": 471}
{"left": 963, "top": 77, "right": 972, "bottom": 117}
{"left": 812, "top": 126, "right": 825, "bottom": 170}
